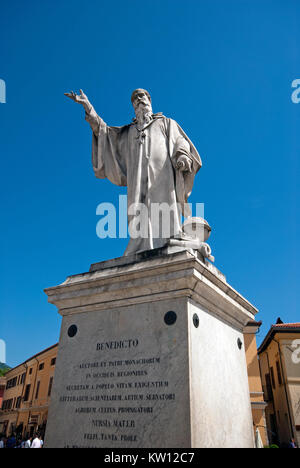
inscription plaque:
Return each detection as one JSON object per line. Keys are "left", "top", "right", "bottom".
{"left": 46, "top": 300, "right": 190, "bottom": 448}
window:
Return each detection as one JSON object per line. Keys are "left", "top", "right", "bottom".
{"left": 48, "top": 377, "right": 53, "bottom": 397}
{"left": 2, "top": 399, "right": 13, "bottom": 410}
{"left": 270, "top": 367, "right": 276, "bottom": 389}
{"left": 6, "top": 377, "right": 17, "bottom": 389}
{"left": 269, "top": 413, "right": 278, "bottom": 445}
{"left": 15, "top": 397, "right": 22, "bottom": 409}
{"left": 39, "top": 363, "right": 44, "bottom": 371}
{"left": 51, "top": 358, "right": 56, "bottom": 366}
{"left": 29, "top": 368, "right": 33, "bottom": 375}
{"left": 23, "top": 384, "right": 31, "bottom": 402}
{"left": 35, "top": 381, "right": 40, "bottom": 400}
{"left": 20, "top": 373, "right": 26, "bottom": 385}
{"left": 265, "top": 373, "right": 273, "bottom": 400}
{"left": 276, "top": 361, "right": 282, "bottom": 385}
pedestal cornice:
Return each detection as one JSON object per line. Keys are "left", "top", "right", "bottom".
{"left": 44, "top": 249, "right": 257, "bottom": 329}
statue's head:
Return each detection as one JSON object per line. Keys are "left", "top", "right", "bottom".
{"left": 131, "top": 89, "right": 152, "bottom": 113}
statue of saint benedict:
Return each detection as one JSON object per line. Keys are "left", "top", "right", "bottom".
{"left": 65, "top": 88, "right": 202, "bottom": 255}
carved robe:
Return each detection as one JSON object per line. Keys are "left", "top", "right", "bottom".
{"left": 86, "top": 107, "right": 202, "bottom": 255}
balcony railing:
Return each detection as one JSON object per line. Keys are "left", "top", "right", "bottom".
{"left": 21, "top": 397, "right": 51, "bottom": 409}
{"left": 1, "top": 397, "right": 51, "bottom": 413}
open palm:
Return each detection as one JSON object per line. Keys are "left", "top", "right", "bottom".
{"left": 64, "top": 89, "right": 88, "bottom": 104}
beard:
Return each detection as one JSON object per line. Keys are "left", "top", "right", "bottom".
{"left": 134, "top": 102, "right": 153, "bottom": 127}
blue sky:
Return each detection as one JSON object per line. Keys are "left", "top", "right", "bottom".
{"left": 0, "top": 0, "right": 299, "bottom": 367}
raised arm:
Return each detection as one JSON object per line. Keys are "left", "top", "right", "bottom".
{"left": 64, "top": 89, "right": 101, "bottom": 135}
{"left": 64, "top": 89, "right": 92, "bottom": 112}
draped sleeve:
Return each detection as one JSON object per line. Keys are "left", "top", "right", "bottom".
{"left": 85, "top": 106, "right": 128, "bottom": 187}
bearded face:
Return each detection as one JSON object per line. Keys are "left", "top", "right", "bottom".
{"left": 131, "top": 89, "right": 153, "bottom": 120}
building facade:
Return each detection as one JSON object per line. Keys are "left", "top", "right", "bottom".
{"left": 0, "top": 378, "right": 5, "bottom": 410}
{"left": 258, "top": 322, "right": 300, "bottom": 447}
{"left": 244, "top": 320, "right": 268, "bottom": 446}
{"left": 0, "top": 344, "right": 58, "bottom": 438}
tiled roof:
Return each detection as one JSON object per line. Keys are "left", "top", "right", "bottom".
{"left": 258, "top": 322, "right": 300, "bottom": 354}
{"left": 272, "top": 323, "right": 300, "bottom": 328}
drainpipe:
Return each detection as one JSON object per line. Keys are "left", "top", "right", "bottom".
{"left": 274, "top": 338, "right": 294, "bottom": 439}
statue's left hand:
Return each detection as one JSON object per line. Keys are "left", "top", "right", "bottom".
{"left": 176, "top": 155, "right": 192, "bottom": 172}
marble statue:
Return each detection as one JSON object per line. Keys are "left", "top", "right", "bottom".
{"left": 65, "top": 88, "right": 204, "bottom": 256}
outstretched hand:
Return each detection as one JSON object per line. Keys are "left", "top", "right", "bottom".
{"left": 64, "top": 89, "right": 88, "bottom": 105}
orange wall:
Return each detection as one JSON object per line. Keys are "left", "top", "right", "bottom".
{"left": 244, "top": 329, "right": 268, "bottom": 446}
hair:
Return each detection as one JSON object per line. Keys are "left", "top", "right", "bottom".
{"left": 131, "top": 88, "right": 151, "bottom": 104}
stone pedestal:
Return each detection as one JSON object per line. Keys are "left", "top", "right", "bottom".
{"left": 44, "top": 248, "right": 257, "bottom": 448}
